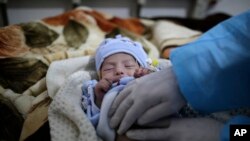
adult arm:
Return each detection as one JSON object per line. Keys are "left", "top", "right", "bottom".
{"left": 169, "top": 10, "right": 250, "bottom": 141}
{"left": 170, "top": 10, "right": 250, "bottom": 113}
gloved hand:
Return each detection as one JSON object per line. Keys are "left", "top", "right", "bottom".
{"left": 109, "top": 67, "right": 187, "bottom": 134}
{"left": 126, "top": 117, "right": 223, "bottom": 141}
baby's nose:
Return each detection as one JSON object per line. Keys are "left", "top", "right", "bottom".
{"left": 115, "top": 67, "right": 124, "bottom": 75}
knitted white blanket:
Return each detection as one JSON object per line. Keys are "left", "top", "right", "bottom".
{"left": 47, "top": 56, "right": 102, "bottom": 141}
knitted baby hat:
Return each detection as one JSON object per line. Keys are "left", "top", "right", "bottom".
{"left": 95, "top": 35, "right": 148, "bottom": 72}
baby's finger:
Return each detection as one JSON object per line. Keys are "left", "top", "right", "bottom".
{"left": 137, "top": 68, "right": 143, "bottom": 73}
{"left": 134, "top": 69, "right": 140, "bottom": 74}
{"left": 102, "top": 84, "right": 110, "bottom": 92}
{"left": 104, "top": 78, "right": 113, "bottom": 86}
{"left": 142, "top": 68, "right": 150, "bottom": 74}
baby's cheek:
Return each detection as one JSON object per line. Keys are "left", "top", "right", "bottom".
{"left": 101, "top": 72, "right": 113, "bottom": 79}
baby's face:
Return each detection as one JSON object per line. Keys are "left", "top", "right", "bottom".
{"left": 100, "top": 53, "right": 140, "bottom": 80}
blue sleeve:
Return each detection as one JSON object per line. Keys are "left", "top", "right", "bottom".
{"left": 220, "top": 116, "right": 250, "bottom": 141}
{"left": 170, "top": 10, "right": 250, "bottom": 114}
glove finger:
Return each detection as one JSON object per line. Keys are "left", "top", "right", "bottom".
{"left": 142, "top": 117, "right": 171, "bottom": 128}
{"left": 138, "top": 102, "right": 173, "bottom": 125}
{"left": 109, "top": 94, "right": 133, "bottom": 129}
{"left": 108, "top": 84, "right": 133, "bottom": 117}
{"left": 126, "top": 128, "right": 169, "bottom": 141}
{"left": 117, "top": 99, "right": 157, "bottom": 135}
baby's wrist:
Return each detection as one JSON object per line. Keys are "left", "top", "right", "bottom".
{"left": 94, "top": 94, "right": 102, "bottom": 108}
{"left": 94, "top": 88, "right": 102, "bottom": 108}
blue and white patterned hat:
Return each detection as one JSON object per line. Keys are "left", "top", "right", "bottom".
{"left": 95, "top": 35, "right": 148, "bottom": 71}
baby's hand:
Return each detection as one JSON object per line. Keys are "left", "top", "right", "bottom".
{"left": 94, "top": 76, "right": 121, "bottom": 107}
{"left": 134, "top": 68, "right": 150, "bottom": 78}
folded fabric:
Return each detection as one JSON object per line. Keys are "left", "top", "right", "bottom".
{"left": 152, "top": 20, "right": 201, "bottom": 58}
{"left": 47, "top": 56, "right": 102, "bottom": 141}
{"left": 49, "top": 70, "right": 102, "bottom": 141}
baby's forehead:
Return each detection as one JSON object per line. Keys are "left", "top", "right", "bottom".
{"left": 103, "top": 53, "right": 137, "bottom": 63}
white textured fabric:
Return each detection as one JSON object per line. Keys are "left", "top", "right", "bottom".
{"left": 48, "top": 71, "right": 102, "bottom": 141}
{"left": 47, "top": 56, "right": 102, "bottom": 141}
{"left": 46, "top": 56, "right": 92, "bottom": 98}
